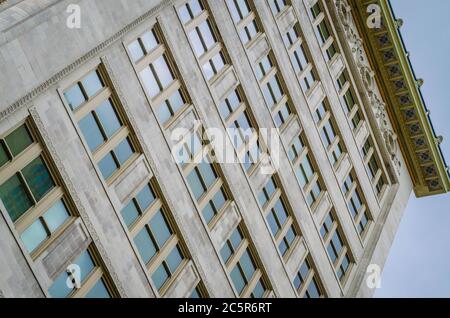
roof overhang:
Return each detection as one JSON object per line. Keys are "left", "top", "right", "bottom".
{"left": 349, "top": 0, "right": 450, "bottom": 197}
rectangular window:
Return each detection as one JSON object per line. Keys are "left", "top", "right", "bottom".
{"left": 121, "top": 181, "right": 190, "bottom": 294}
{"left": 255, "top": 55, "right": 293, "bottom": 128}
{"left": 0, "top": 122, "right": 73, "bottom": 256}
{"left": 178, "top": 0, "right": 228, "bottom": 80}
{"left": 336, "top": 70, "right": 363, "bottom": 131}
{"left": 362, "top": 138, "right": 387, "bottom": 198}
{"left": 310, "top": 2, "right": 337, "bottom": 61}
{"left": 220, "top": 225, "right": 269, "bottom": 297}
{"left": 128, "top": 26, "right": 189, "bottom": 126}
{"left": 320, "top": 212, "right": 353, "bottom": 282}
{"left": 288, "top": 135, "right": 324, "bottom": 207}
{"left": 49, "top": 246, "right": 115, "bottom": 298}
{"left": 293, "top": 256, "right": 325, "bottom": 298}
{"left": 269, "top": 0, "right": 288, "bottom": 15}
{"left": 342, "top": 172, "right": 372, "bottom": 237}
{"left": 313, "top": 102, "right": 344, "bottom": 167}
{"left": 226, "top": 0, "right": 260, "bottom": 45}
{"left": 259, "top": 176, "right": 299, "bottom": 257}
{"left": 63, "top": 67, "right": 137, "bottom": 181}
{"left": 282, "top": 24, "right": 317, "bottom": 93}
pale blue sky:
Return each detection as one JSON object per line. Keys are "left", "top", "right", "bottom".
{"left": 375, "top": 0, "right": 450, "bottom": 297}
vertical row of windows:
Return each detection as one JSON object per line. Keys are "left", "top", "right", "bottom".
{"left": 309, "top": 1, "right": 338, "bottom": 61}
{"left": 362, "top": 138, "right": 387, "bottom": 198}
{"left": 293, "top": 255, "right": 325, "bottom": 298}
{"left": 336, "top": 70, "right": 363, "bottom": 131}
{"left": 226, "top": 0, "right": 260, "bottom": 45}
{"left": 282, "top": 24, "right": 317, "bottom": 93}
{"left": 287, "top": 134, "right": 324, "bottom": 207}
{"left": 120, "top": 181, "right": 189, "bottom": 294}
{"left": 258, "top": 176, "right": 299, "bottom": 257}
{"left": 63, "top": 68, "right": 136, "bottom": 181}
{"left": 341, "top": 172, "right": 372, "bottom": 237}
{"left": 0, "top": 121, "right": 117, "bottom": 298}
{"left": 255, "top": 54, "right": 293, "bottom": 128}
{"left": 220, "top": 225, "right": 268, "bottom": 297}
{"left": 320, "top": 212, "right": 353, "bottom": 282}
{"left": 178, "top": 0, "right": 228, "bottom": 80}
{"left": 219, "top": 88, "right": 263, "bottom": 173}
{"left": 313, "top": 101, "right": 345, "bottom": 167}
{"left": 128, "top": 27, "right": 188, "bottom": 126}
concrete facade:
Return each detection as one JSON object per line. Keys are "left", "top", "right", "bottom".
{"left": 0, "top": 0, "right": 416, "bottom": 298}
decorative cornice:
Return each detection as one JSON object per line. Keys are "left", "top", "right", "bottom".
{"left": 0, "top": 0, "right": 175, "bottom": 121}
{"left": 335, "top": 0, "right": 449, "bottom": 197}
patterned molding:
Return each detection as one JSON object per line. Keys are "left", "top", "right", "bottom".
{"left": 334, "top": 0, "right": 402, "bottom": 175}
{"left": 0, "top": 0, "right": 175, "bottom": 122}
{"left": 29, "top": 106, "right": 127, "bottom": 298}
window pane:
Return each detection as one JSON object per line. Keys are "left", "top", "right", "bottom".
{"left": 220, "top": 243, "right": 232, "bottom": 263}
{"left": 229, "top": 228, "right": 243, "bottom": 250}
{"left": 64, "top": 84, "right": 85, "bottom": 110}
{"left": 140, "top": 67, "right": 160, "bottom": 99}
{"left": 150, "top": 210, "right": 172, "bottom": 248}
{"left": 199, "top": 162, "right": 217, "bottom": 188}
{"left": 166, "top": 246, "right": 183, "bottom": 273}
{"left": 0, "top": 143, "right": 9, "bottom": 167}
{"left": 152, "top": 264, "right": 169, "bottom": 290}
{"left": 128, "top": 40, "right": 144, "bottom": 62}
{"left": 189, "top": 30, "right": 205, "bottom": 57}
{"left": 199, "top": 20, "right": 216, "bottom": 50}
{"left": 134, "top": 228, "right": 157, "bottom": 264}
{"left": 169, "top": 90, "right": 185, "bottom": 114}
{"left": 5, "top": 125, "right": 33, "bottom": 157}
{"left": 202, "top": 203, "right": 215, "bottom": 224}
{"left": 21, "top": 219, "right": 48, "bottom": 253}
{"left": 98, "top": 153, "right": 118, "bottom": 179}
{"left": 95, "top": 100, "right": 122, "bottom": 138}
{"left": 136, "top": 185, "right": 156, "bottom": 212}
{"left": 82, "top": 72, "right": 103, "bottom": 98}
{"left": 187, "top": 169, "right": 205, "bottom": 200}
{"left": 267, "top": 212, "right": 279, "bottom": 235}
{"left": 49, "top": 272, "right": 71, "bottom": 298}
{"left": 230, "top": 266, "right": 246, "bottom": 294}
{"left": 156, "top": 103, "right": 172, "bottom": 124}
{"left": 240, "top": 250, "right": 256, "bottom": 280}
{"left": 252, "top": 280, "right": 265, "bottom": 298}
{"left": 22, "top": 157, "right": 55, "bottom": 202}
{"left": 85, "top": 279, "right": 111, "bottom": 298}
{"left": 79, "top": 113, "right": 104, "bottom": 151}
{"left": 189, "top": 0, "right": 203, "bottom": 17}
{"left": 43, "top": 199, "right": 70, "bottom": 232}
{"left": 75, "top": 250, "right": 96, "bottom": 283}
{"left": 114, "top": 138, "right": 134, "bottom": 165}
{"left": 121, "top": 200, "right": 140, "bottom": 227}
{"left": 0, "top": 174, "right": 33, "bottom": 222}
{"left": 153, "top": 56, "right": 174, "bottom": 89}
{"left": 178, "top": 5, "right": 191, "bottom": 24}
{"left": 141, "top": 30, "right": 158, "bottom": 53}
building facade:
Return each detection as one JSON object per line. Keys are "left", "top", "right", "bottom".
{"left": 0, "top": 0, "right": 448, "bottom": 298}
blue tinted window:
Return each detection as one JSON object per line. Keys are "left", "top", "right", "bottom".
{"left": 79, "top": 113, "right": 104, "bottom": 151}
{"left": 98, "top": 153, "right": 118, "bottom": 179}
{"left": 134, "top": 227, "right": 157, "bottom": 264}
{"left": 64, "top": 84, "right": 86, "bottom": 110}
{"left": 136, "top": 185, "right": 156, "bottom": 212}
{"left": 152, "top": 264, "right": 169, "bottom": 290}
{"left": 96, "top": 100, "right": 122, "bottom": 138}
{"left": 150, "top": 210, "right": 172, "bottom": 248}
{"left": 21, "top": 219, "right": 48, "bottom": 253}
{"left": 43, "top": 199, "right": 70, "bottom": 232}
{"left": 114, "top": 138, "right": 134, "bottom": 165}
{"left": 85, "top": 279, "right": 111, "bottom": 298}
{"left": 82, "top": 72, "right": 103, "bottom": 98}
{"left": 121, "top": 200, "right": 140, "bottom": 227}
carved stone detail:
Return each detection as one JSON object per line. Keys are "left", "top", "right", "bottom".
{"left": 29, "top": 106, "right": 127, "bottom": 298}
{"left": 335, "top": 0, "right": 402, "bottom": 173}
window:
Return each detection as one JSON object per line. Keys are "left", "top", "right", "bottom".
{"left": 313, "top": 102, "right": 344, "bottom": 167}
{"left": 128, "top": 26, "right": 189, "bottom": 125}
{"left": 342, "top": 172, "right": 372, "bottom": 237}
{"left": 219, "top": 88, "right": 263, "bottom": 173}
{"left": 189, "top": 284, "right": 207, "bottom": 298}
{"left": 259, "top": 176, "right": 299, "bottom": 257}
{"left": 282, "top": 24, "right": 317, "bottom": 93}
{"left": 121, "top": 181, "right": 188, "bottom": 294}
{"left": 226, "top": 0, "right": 260, "bottom": 45}
{"left": 336, "top": 71, "right": 363, "bottom": 130}
{"left": 255, "top": 55, "right": 293, "bottom": 128}
{"left": 362, "top": 138, "right": 387, "bottom": 198}
{"left": 221, "top": 226, "right": 268, "bottom": 297}
{"left": 310, "top": 2, "right": 337, "bottom": 61}
{"left": 0, "top": 122, "right": 73, "bottom": 256}
{"left": 288, "top": 135, "right": 323, "bottom": 207}
{"left": 178, "top": 1, "right": 228, "bottom": 80}
{"left": 63, "top": 68, "right": 137, "bottom": 181}
{"left": 293, "top": 256, "right": 324, "bottom": 298}
{"left": 49, "top": 246, "right": 115, "bottom": 298}
{"left": 269, "top": 0, "right": 288, "bottom": 15}
{"left": 320, "top": 212, "right": 353, "bottom": 282}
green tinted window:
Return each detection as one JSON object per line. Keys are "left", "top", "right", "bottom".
{"left": 5, "top": 125, "right": 33, "bottom": 157}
